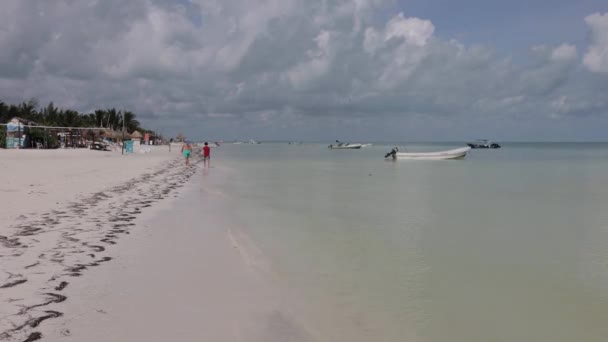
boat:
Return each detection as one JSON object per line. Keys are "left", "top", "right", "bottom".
{"left": 467, "top": 139, "right": 501, "bottom": 149}
{"left": 361, "top": 143, "right": 373, "bottom": 148}
{"left": 328, "top": 142, "right": 363, "bottom": 149}
{"left": 384, "top": 147, "right": 471, "bottom": 160}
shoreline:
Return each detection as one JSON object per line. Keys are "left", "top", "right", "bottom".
{"left": 0, "top": 148, "right": 201, "bottom": 341}
{"left": 35, "top": 171, "right": 317, "bottom": 342}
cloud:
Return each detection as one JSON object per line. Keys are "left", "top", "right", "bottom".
{"left": 0, "top": 1, "right": 607, "bottom": 140}
{"left": 583, "top": 12, "right": 608, "bottom": 72}
{"left": 551, "top": 44, "right": 578, "bottom": 62}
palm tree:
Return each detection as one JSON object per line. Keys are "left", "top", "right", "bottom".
{"left": 94, "top": 110, "right": 105, "bottom": 127}
{"left": 62, "top": 110, "right": 81, "bottom": 127}
{"left": 17, "top": 99, "right": 38, "bottom": 120}
{"left": 41, "top": 102, "right": 59, "bottom": 125}
{"left": 104, "top": 108, "right": 120, "bottom": 130}
{"left": 122, "top": 111, "right": 140, "bottom": 133}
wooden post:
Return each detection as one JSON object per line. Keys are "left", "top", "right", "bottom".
{"left": 121, "top": 113, "right": 125, "bottom": 155}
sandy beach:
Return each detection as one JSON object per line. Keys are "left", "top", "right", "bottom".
{"left": 0, "top": 146, "right": 202, "bottom": 341}
{"left": 1, "top": 147, "right": 176, "bottom": 224}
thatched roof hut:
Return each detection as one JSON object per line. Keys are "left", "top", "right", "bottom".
{"left": 100, "top": 129, "right": 131, "bottom": 140}
{"left": 131, "top": 130, "right": 143, "bottom": 139}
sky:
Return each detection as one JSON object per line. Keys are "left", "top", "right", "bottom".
{"left": 0, "top": 0, "right": 607, "bottom": 141}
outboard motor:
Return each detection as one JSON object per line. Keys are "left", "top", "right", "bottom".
{"left": 384, "top": 147, "right": 399, "bottom": 159}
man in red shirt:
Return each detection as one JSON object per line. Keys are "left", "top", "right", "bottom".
{"left": 203, "top": 142, "right": 211, "bottom": 168}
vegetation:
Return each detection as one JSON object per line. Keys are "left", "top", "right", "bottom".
{"left": 0, "top": 99, "right": 146, "bottom": 131}
{"left": 0, "top": 99, "right": 159, "bottom": 147}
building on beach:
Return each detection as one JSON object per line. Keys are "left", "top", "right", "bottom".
{"left": 5, "top": 117, "right": 37, "bottom": 149}
{"left": 131, "top": 130, "right": 143, "bottom": 142}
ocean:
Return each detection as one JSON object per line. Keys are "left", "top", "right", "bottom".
{"left": 200, "top": 142, "right": 608, "bottom": 341}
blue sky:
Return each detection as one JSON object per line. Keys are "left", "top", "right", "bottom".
{"left": 0, "top": 0, "right": 607, "bottom": 141}
{"left": 394, "top": 0, "right": 608, "bottom": 52}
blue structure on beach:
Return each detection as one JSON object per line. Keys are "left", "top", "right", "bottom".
{"left": 125, "top": 140, "right": 134, "bottom": 154}
{"left": 5, "top": 117, "right": 34, "bottom": 149}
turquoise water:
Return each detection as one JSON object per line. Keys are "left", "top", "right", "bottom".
{"left": 206, "top": 143, "right": 608, "bottom": 341}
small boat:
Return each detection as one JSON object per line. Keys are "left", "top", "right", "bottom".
{"left": 467, "top": 139, "right": 501, "bottom": 149}
{"left": 328, "top": 143, "right": 362, "bottom": 149}
{"left": 384, "top": 147, "right": 471, "bottom": 160}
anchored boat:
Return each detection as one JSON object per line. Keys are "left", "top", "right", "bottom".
{"left": 328, "top": 141, "right": 363, "bottom": 149}
{"left": 384, "top": 147, "right": 471, "bottom": 160}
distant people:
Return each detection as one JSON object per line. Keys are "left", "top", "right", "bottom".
{"left": 181, "top": 141, "right": 192, "bottom": 165}
{"left": 203, "top": 142, "right": 211, "bottom": 168}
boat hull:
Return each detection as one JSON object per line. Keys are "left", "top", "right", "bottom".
{"left": 329, "top": 144, "right": 362, "bottom": 149}
{"left": 467, "top": 142, "right": 501, "bottom": 149}
{"left": 393, "top": 147, "right": 471, "bottom": 160}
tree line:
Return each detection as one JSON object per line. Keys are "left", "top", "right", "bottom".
{"left": 0, "top": 99, "right": 148, "bottom": 133}
{"left": 1, "top": 99, "right": 162, "bottom": 148}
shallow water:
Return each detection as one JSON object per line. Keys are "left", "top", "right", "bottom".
{"left": 206, "top": 143, "right": 608, "bottom": 341}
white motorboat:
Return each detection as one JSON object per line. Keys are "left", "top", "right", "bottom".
{"left": 328, "top": 143, "right": 363, "bottom": 149}
{"left": 384, "top": 147, "right": 471, "bottom": 160}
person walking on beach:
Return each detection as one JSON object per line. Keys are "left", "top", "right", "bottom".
{"left": 203, "top": 142, "right": 211, "bottom": 168}
{"left": 181, "top": 141, "right": 192, "bottom": 166}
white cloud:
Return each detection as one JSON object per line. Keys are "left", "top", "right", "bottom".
{"left": 364, "top": 13, "right": 434, "bottom": 54}
{"left": 287, "top": 31, "right": 333, "bottom": 88}
{"left": 551, "top": 44, "right": 578, "bottom": 62}
{"left": 583, "top": 12, "right": 608, "bottom": 72}
{"left": 385, "top": 13, "right": 435, "bottom": 46}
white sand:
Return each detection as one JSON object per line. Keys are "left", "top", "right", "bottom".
{"left": 0, "top": 146, "right": 192, "bottom": 341}
{"left": 0, "top": 146, "right": 175, "bottom": 224}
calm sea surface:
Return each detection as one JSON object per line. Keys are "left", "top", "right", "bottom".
{"left": 204, "top": 143, "right": 608, "bottom": 341}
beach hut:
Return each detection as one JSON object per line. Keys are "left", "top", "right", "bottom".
{"left": 130, "top": 130, "right": 143, "bottom": 152}
{"left": 100, "top": 129, "right": 122, "bottom": 141}
{"left": 5, "top": 117, "right": 37, "bottom": 149}
{"left": 131, "top": 130, "right": 143, "bottom": 141}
